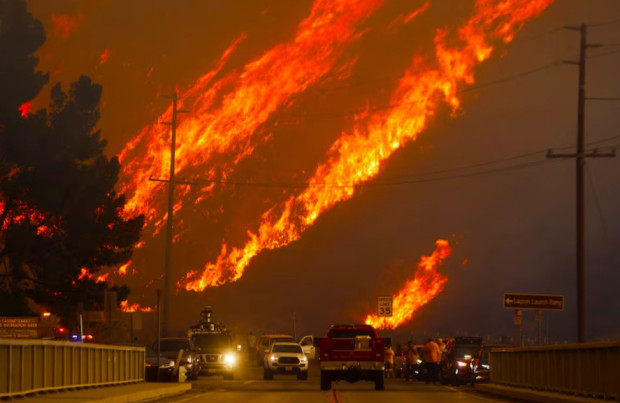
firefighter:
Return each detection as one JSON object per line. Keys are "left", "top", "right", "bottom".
{"left": 384, "top": 344, "right": 395, "bottom": 378}
{"left": 404, "top": 341, "right": 419, "bottom": 382}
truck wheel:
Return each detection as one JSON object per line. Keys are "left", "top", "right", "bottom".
{"left": 263, "top": 368, "right": 273, "bottom": 380}
{"left": 374, "top": 371, "right": 385, "bottom": 390}
{"left": 320, "top": 370, "right": 331, "bottom": 390}
{"left": 297, "top": 371, "right": 308, "bottom": 380}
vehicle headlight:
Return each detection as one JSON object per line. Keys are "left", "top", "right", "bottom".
{"left": 223, "top": 354, "right": 236, "bottom": 365}
{"left": 463, "top": 355, "right": 472, "bottom": 360}
{"left": 417, "top": 359, "right": 422, "bottom": 364}
{"left": 481, "top": 364, "right": 489, "bottom": 370}
{"left": 270, "top": 355, "right": 278, "bottom": 362}
{"left": 300, "top": 356, "right": 307, "bottom": 363}
{"left": 456, "top": 361, "right": 468, "bottom": 367}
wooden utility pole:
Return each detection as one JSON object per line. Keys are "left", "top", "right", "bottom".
{"left": 161, "top": 93, "right": 180, "bottom": 337}
{"left": 547, "top": 24, "right": 615, "bottom": 343}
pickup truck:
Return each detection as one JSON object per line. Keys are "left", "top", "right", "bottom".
{"left": 318, "top": 324, "right": 386, "bottom": 390}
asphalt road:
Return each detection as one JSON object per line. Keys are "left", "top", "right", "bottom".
{"left": 157, "top": 360, "right": 524, "bottom": 403}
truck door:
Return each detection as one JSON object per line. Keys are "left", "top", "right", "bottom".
{"left": 299, "top": 335, "right": 315, "bottom": 359}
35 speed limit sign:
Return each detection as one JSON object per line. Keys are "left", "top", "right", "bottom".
{"left": 378, "top": 296, "right": 393, "bottom": 317}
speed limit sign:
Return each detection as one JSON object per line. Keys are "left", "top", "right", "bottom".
{"left": 378, "top": 296, "right": 393, "bottom": 317}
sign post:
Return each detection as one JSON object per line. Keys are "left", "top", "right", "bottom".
{"left": 504, "top": 293, "right": 564, "bottom": 346}
{"left": 377, "top": 296, "right": 393, "bottom": 317}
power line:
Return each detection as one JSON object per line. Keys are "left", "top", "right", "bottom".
{"left": 589, "top": 18, "right": 620, "bottom": 28}
{"left": 286, "top": 61, "right": 563, "bottom": 121}
{"left": 185, "top": 137, "right": 618, "bottom": 190}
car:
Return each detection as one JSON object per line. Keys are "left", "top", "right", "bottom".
{"left": 144, "top": 345, "right": 176, "bottom": 382}
{"left": 471, "top": 343, "right": 512, "bottom": 384}
{"left": 439, "top": 336, "right": 483, "bottom": 386}
{"left": 255, "top": 334, "right": 295, "bottom": 365}
{"left": 263, "top": 342, "right": 309, "bottom": 380}
{"left": 156, "top": 337, "right": 201, "bottom": 381}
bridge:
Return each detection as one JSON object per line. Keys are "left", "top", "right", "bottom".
{"left": 1, "top": 338, "right": 618, "bottom": 401}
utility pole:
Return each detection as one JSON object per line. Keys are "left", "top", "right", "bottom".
{"left": 160, "top": 93, "right": 186, "bottom": 337}
{"left": 547, "top": 24, "right": 616, "bottom": 343}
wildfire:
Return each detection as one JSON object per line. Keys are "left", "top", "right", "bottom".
{"left": 365, "top": 239, "right": 452, "bottom": 329}
{"left": 119, "top": 300, "right": 154, "bottom": 313}
{"left": 182, "top": 0, "right": 553, "bottom": 291}
{"left": 119, "top": 0, "right": 387, "bottom": 228}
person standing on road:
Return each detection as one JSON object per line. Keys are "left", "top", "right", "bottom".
{"left": 421, "top": 338, "right": 442, "bottom": 384}
{"left": 384, "top": 344, "right": 395, "bottom": 378}
{"left": 404, "top": 341, "right": 419, "bottom": 382}
{"left": 247, "top": 331, "right": 256, "bottom": 359}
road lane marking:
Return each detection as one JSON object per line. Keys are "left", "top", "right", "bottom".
{"left": 329, "top": 388, "right": 343, "bottom": 403}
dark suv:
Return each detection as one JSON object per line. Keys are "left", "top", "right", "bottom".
{"left": 471, "top": 343, "right": 512, "bottom": 384}
{"left": 190, "top": 331, "right": 238, "bottom": 379}
{"left": 439, "top": 336, "right": 483, "bottom": 386}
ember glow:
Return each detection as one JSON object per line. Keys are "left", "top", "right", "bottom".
{"left": 119, "top": 300, "right": 154, "bottom": 313}
{"left": 365, "top": 239, "right": 452, "bottom": 329}
{"left": 18, "top": 101, "right": 31, "bottom": 117}
{"left": 50, "top": 13, "right": 83, "bottom": 39}
{"left": 181, "top": 0, "right": 553, "bottom": 291}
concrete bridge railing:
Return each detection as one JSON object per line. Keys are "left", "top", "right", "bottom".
{"left": 0, "top": 339, "right": 145, "bottom": 398}
{"left": 490, "top": 340, "right": 620, "bottom": 401}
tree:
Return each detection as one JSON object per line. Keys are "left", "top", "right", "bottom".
{"left": 0, "top": 0, "right": 144, "bottom": 329}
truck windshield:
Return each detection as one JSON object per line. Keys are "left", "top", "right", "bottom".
{"left": 272, "top": 344, "right": 302, "bottom": 353}
{"left": 191, "top": 333, "right": 232, "bottom": 349}
{"left": 329, "top": 329, "right": 375, "bottom": 338}
{"left": 160, "top": 339, "right": 190, "bottom": 351}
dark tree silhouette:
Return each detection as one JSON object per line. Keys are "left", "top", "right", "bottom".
{"left": 0, "top": 0, "right": 144, "bottom": 328}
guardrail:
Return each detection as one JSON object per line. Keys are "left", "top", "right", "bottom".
{"left": 490, "top": 340, "right": 620, "bottom": 400}
{"left": 0, "top": 339, "right": 145, "bottom": 398}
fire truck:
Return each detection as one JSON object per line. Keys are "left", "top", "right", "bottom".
{"left": 187, "top": 306, "right": 239, "bottom": 379}
{"left": 317, "top": 324, "right": 387, "bottom": 390}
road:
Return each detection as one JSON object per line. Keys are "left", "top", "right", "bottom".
{"left": 158, "top": 360, "right": 523, "bottom": 403}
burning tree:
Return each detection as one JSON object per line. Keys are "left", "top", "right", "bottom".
{"left": 0, "top": 0, "right": 143, "bottom": 327}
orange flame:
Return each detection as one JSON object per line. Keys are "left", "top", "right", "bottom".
{"left": 118, "top": 261, "right": 131, "bottom": 276}
{"left": 78, "top": 267, "right": 92, "bottom": 281}
{"left": 365, "top": 239, "right": 452, "bottom": 329}
{"left": 119, "top": 0, "right": 387, "bottom": 229}
{"left": 119, "top": 300, "right": 154, "bottom": 312}
{"left": 182, "top": 0, "right": 553, "bottom": 291}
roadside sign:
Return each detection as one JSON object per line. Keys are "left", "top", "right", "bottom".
{"left": 503, "top": 293, "right": 564, "bottom": 311}
{"left": 0, "top": 317, "right": 38, "bottom": 338}
{"left": 513, "top": 309, "right": 522, "bottom": 325}
{"left": 377, "top": 296, "right": 393, "bottom": 317}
